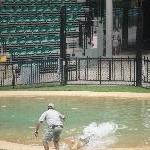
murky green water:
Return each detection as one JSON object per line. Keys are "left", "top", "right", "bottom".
{"left": 0, "top": 96, "right": 150, "bottom": 147}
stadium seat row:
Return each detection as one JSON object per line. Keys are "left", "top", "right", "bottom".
{"left": 9, "top": 46, "right": 57, "bottom": 56}
{"left": 0, "top": 5, "right": 84, "bottom": 13}
{"left": 0, "top": 25, "right": 60, "bottom": 34}
{"left": 0, "top": 5, "right": 60, "bottom": 13}
{"left": 0, "top": 14, "right": 78, "bottom": 24}
{"left": 5, "top": 35, "right": 60, "bottom": 46}
{"left": 0, "top": 25, "right": 77, "bottom": 34}
{"left": 4, "top": 0, "right": 75, "bottom": 3}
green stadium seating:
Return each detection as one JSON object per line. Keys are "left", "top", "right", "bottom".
{"left": 32, "top": 36, "right": 41, "bottom": 44}
{"left": 8, "top": 37, "right": 18, "bottom": 45}
{"left": 16, "top": 26, "right": 24, "bottom": 33}
{"left": 24, "top": 26, "right": 32, "bottom": 33}
{"left": 25, "top": 36, "right": 33, "bottom": 44}
{"left": 17, "top": 36, "right": 26, "bottom": 45}
{"left": 0, "top": 0, "right": 87, "bottom": 57}
{"left": 32, "top": 26, "right": 39, "bottom": 33}
{"left": 9, "top": 27, "right": 16, "bottom": 34}
{"left": 0, "top": 27, "right": 8, "bottom": 34}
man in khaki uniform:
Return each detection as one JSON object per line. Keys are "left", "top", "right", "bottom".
{"left": 35, "top": 103, "right": 65, "bottom": 150}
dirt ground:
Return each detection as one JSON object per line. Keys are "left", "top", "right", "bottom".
{"left": 0, "top": 140, "right": 150, "bottom": 150}
{"left": 0, "top": 91, "right": 150, "bottom": 150}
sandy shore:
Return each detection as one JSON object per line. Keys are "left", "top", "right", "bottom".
{"left": 0, "top": 91, "right": 150, "bottom": 150}
{"left": 0, "top": 140, "right": 150, "bottom": 150}
{"left": 0, "top": 91, "right": 150, "bottom": 99}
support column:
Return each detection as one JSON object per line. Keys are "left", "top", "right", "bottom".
{"left": 60, "top": 5, "right": 67, "bottom": 85}
{"left": 106, "top": 0, "right": 113, "bottom": 57}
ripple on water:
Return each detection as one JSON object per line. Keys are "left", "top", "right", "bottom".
{"left": 117, "top": 124, "right": 128, "bottom": 130}
{"left": 34, "top": 97, "right": 45, "bottom": 100}
{"left": 1, "top": 105, "right": 7, "bottom": 108}
{"left": 28, "top": 126, "right": 36, "bottom": 129}
{"left": 144, "top": 123, "right": 150, "bottom": 128}
{"left": 71, "top": 108, "right": 79, "bottom": 110}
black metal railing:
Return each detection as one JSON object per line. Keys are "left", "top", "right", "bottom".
{"left": 0, "top": 56, "right": 150, "bottom": 87}
{"left": 67, "top": 57, "right": 137, "bottom": 85}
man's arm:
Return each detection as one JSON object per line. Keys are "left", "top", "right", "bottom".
{"left": 34, "top": 111, "right": 46, "bottom": 137}
{"left": 34, "top": 121, "right": 43, "bottom": 137}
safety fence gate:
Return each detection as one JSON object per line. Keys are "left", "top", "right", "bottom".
{"left": 0, "top": 57, "right": 62, "bottom": 87}
{"left": 67, "top": 57, "right": 150, "bottom": 86}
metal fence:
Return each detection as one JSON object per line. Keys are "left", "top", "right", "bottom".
{"left": 0, "top": 57, "right": 62, "bottom": 87}
{"left": 67, "top": 57, "right": 137, "bottom": 85}
{"left": 0, "top": 56, "right": 150, "bottom": 87}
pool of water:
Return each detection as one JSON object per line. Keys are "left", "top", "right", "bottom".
{"left": 0, "top": 96, "right": 150, "bottom": 148}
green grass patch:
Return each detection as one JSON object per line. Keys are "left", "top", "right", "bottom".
{"left": 0, "top": 84, "right": 149, "bottom": 93}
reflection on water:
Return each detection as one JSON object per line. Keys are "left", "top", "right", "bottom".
{"left": 0, "top": 96, "right": 150, "bottom": 148}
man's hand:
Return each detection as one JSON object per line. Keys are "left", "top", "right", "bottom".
{"left": 34, "top": 122, "right": 42, "bottom": 137}
{"left": 34, "top": 131, "right": 38, "bottom": 137}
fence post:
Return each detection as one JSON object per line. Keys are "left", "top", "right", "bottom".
{"left": 136, "top": 52, "right": 142, "bottom": 86}
{"left": 136, "top": 2, "right": 143, "bottom": 87}
{"left": 60, "top": 5, "right": 67, "bottom": 85}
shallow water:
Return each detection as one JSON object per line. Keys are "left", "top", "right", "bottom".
{"left": 0, "top": 96, "right": 150, "bottom": 148}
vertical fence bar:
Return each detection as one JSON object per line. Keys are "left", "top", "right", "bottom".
{"left": 70, "top": 60, "right": 72, "bottom": 81}
{"left": 75, "top": 57, "right": 78, "bottom": 81}
{"left": 4, "top": 63, "right": 6, "bottom": 78}
{"left": 112, "top": 57, "right": 114, "bottom": 80}
{"left": 113, "top": 58, "right": 116, "bottom": 81}
{"left": 123, "top": 62, "right": 125, "bottom": 81}
{"left": 12, "top": 63, "right": 15, "bottom": 88}
{"left": 99, "top": 57, "right": 102, "bottom": 84}
{"left": 2, "top": 72, "right": 4, "bottom": 86}
{"left": 67, "top": 59, "right": 70, "bottom": 81}
{"left": 143, "top": 56, "right": 145, "bottom": 83}
{"left": 129, "top": 57, "right": 132, "bottom": 82}
{"left": 78, "top": 58, "right": 80, "bottom": 80}
{"left": 108, "top": 59, "right": 111, "bottom": 81}
{"left": 134, "top": 58, "right": 136, "bottom": 86}
{"left": 86, "top": 57, "right": 89, "bottom": 80}
{"left": 98, "top": 57, "right": 100, "bottom": 81}
{"left": 147, "top": 57, "right": 149, "bottom": 83}
{"left": 121, "top": 57, "right": 123, "bottom": 80}
{"left": 71, "top": 60, "right": 73, "bottom": 81}
{"left": 84, "top": 59, "right": 86, "bottom": 80}
{"left": 60, "top": 58, "right": 64, "bottom": 85}
{"left": 112, "top": 58, "right": 116, "bottom": 81}
{"left": 31, "top": 62, "right": 33, "bottom": 84}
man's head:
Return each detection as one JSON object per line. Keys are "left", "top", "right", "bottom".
{"left": 48, "top": 103, "right": 55, "bottom": 110}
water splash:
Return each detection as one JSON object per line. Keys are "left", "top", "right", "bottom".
{"left": 80, "top": 122, "right": 118, "bottom": 149}
{"left": 61, "top": 122, "right": 118, "bottom": 150}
